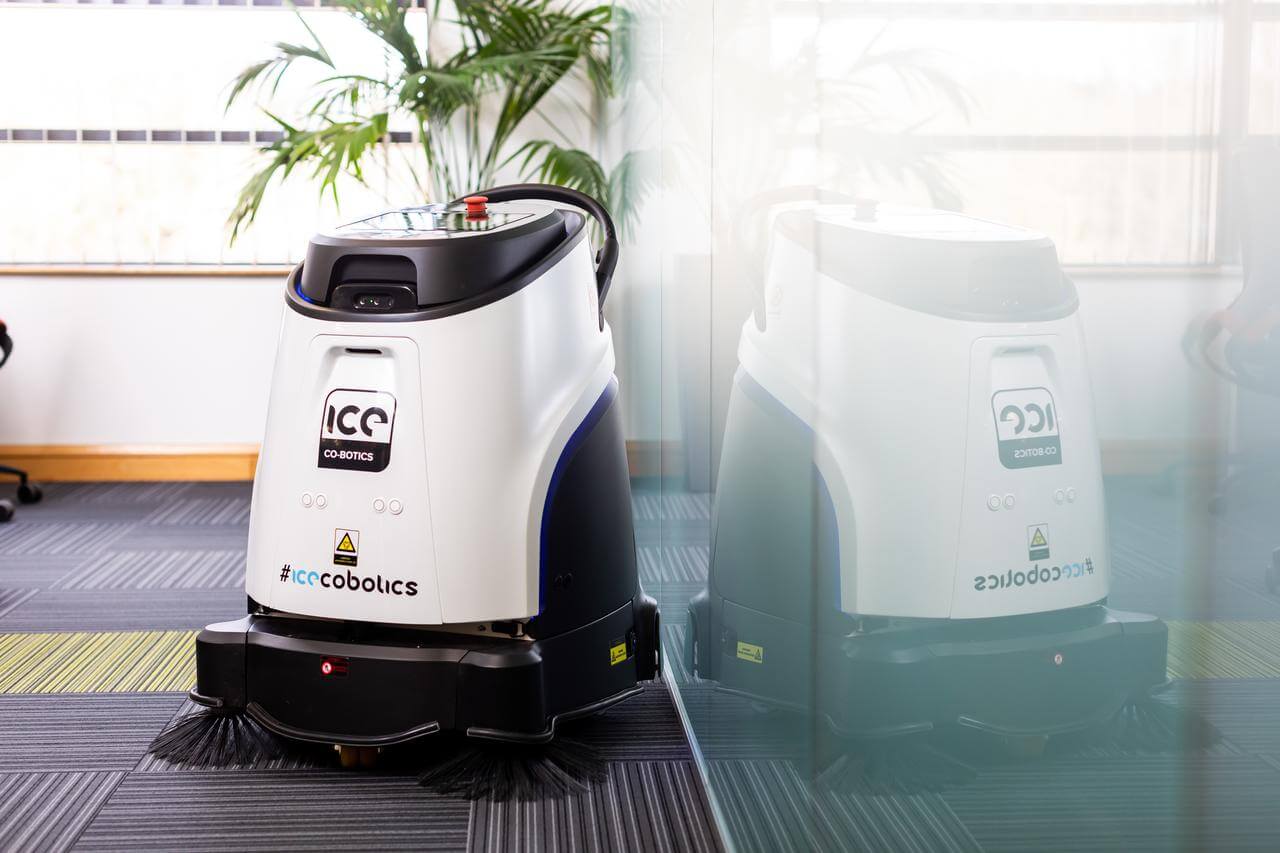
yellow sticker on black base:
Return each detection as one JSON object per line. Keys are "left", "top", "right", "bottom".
{"left": 610, "top": 641, "right": 628, "bottom": 665}
{"left": 736, "top": 641, "right": 764, "bottom": 664}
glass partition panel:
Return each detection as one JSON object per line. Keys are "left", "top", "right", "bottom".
{"left": 621, "top": 0, "right": 1280, "bottom": 849}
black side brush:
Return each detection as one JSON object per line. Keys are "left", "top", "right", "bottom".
{"left": 148, "top": 707, "right": 288, "bottom": 769}
{"left": 417, "top": 736, "right": 608, "bottom": 801}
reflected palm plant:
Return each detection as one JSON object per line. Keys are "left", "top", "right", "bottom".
{"left": 226, "top": 0, "right": 641, "bottom": 240}
{"left": 821, "top": 27, "right": 973, "bottom": 209}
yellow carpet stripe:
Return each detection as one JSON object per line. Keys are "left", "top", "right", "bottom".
{"left": 1, "top": 621, "right": 1275, "bottom": 693}
{"left": 0, "top": 631, "right": 196, "bottom": 693}
{"left": 1166, "top": 621, "right": 1280, "bottom": 680}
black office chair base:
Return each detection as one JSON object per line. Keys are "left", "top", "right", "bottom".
{"left": 0, "top": 464, "right": 41, "bottom": 522}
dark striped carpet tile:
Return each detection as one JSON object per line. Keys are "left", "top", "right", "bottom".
{"left": 0, "top": 771, "right": 126, "bottom": 851}
{"left": 1166, "top": 621, "right": 1280, "bottom": 679}
{"left": 637, "top": 545, "right": 709, "bottom": 585}
{"left": 1162, "top": 678, "right": 1280, "bottom": 754}
{"left": 55, "top": 550, "right": 245, "bottom": 590}
{"left": 468, "top": 761, "right": 721, "bottom": 853}
{"left": 0, "top": 522, "right": 132, "bottom": 557}
{"left": 0, "top": 631, "right": 195, "bottom": 693}
{"left": 142, "top": 496, "right": 251, "bottom": 527}
{"left": 0, "top": 588, "right": 37, "bottom": 619}
{"left": 0, "top": 694, "right": 182, "bottom": 772}
{"left": 941, "top": 754, "right": 1280, "bottom": 853}
{"left": 674, "top": 683, "right": 810, "bottom": 762}
{"left": 0, "top": 588, "right": 243, "bottom": 631}
{"left": 567, "top": 683, "right": 694, "bottom": 762}
{"left": 75, "top": 771, "right": 472, "bottom": 852}
{"left": 631, "top": 494, "right": 712, "bottom": 523}
{"left": 705, "top": 759, "right": 979, "bottom": 853}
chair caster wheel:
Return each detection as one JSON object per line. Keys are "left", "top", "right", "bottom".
{"left": 16, "top": 483, "right": 41, "bottom": 505}
{"left": 0, "top": 500, "right": 13, "bottom": 523}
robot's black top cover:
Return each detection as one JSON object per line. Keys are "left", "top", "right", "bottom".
{"left": 297, "top": 201, "right": 582, "bottom": 314}
{"left": 775, "top": 204, "right": 1079, "bottom": 322}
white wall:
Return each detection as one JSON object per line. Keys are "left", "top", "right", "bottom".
{"left": 0, "top": 271, "right": 1247, "bottom": 455}
{"left": 0, "top": 276, "right": 283, "bottom": 445}
{"left": 1075, "top": 274, "right": 1240, "bottom": 447}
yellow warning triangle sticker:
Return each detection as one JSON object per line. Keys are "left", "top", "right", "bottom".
{"left": 336, "top": 533, "right": 356, "bottom": 553}
{"left": 1030, "top": 528, "right": 1047, "bottom": 547}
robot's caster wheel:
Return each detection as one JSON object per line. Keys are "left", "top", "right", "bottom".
{"left": 335, "top": 744, "right": 380, "bottom": 770}
{"left": 1267, "top": 550, "right": 1280, "bottom": 595}
{"left": 0, "top": 500, "right": 12, "bottom": 523}
{"left": 16, "top": 483, "right": 42, "bottom": 505}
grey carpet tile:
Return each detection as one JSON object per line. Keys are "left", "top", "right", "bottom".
{"left": 75, "top": 771, "right": 472, "bottom": 852}
{"left": 631, "top": 494, "right": 712, "bottom": 524}
{"left": 141, "top": 497, "right": 252, "bottom": 527}
{"left": 1161, "top": 678, "right": 1280, "bottom": 754}
{"left": 110, "top": 525, "right": 250, "bottom": 551}
{"left": 0, "top": 556, "right": 84, "bottom": 588}
{"left": 0, "top": 771, "right": 126, "bottom": 852}
{"left": 55, "top": 550, "right": 245, "bottom": 591}
{"left": 42, "top": 483, "right": 196, "bottom": 505}
{"left": 941, "top": 754, "right": 1280, "bottom": 853}
{"left": 1108, "top": 571, "right": 1280, "bottom": 621}
{"left": 0, "top": 588, "right": 243, "bottom": 632}
{"left": 468, "top": 761, "right": 721, "bottom": 853}
{"left": 0, "top": 588, "right": 37, "bottom": 619}
{"left": 661, "top": 623, "right": 695, "bottom": 686}
{"left": 638, "top": 546, "right": 709, "bottom": 585}
{"left": 0, "top": 522, "right": 133, "bottom": 558}
{"left": 0, "top": 694, "right": 184, "bottom": 773}
{"left": 706, "top": 759, "right": 979, "bottom": 853}
{"left": 646, "top": 583, "right": 703, "bottom": 628}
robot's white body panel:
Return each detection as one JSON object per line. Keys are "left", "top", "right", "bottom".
{"left": 245, "top": 238, "right": 611, "bottom": 625}
{"left": 743, "top": 209, "right": 1108, "bottom": 620}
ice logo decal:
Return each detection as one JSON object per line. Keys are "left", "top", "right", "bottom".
{"left": 318, "top": 389, "right": 396, "bottom": 472}
{"left": 991, "top": 387, "right": 1061, "bottom": 469}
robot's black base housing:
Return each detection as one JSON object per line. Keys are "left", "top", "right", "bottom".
{"left": 688, "top": 592, "right": 1167, "bottom": 739}
{"left": 195, "top": 593, "right": 659, "bottom": 746}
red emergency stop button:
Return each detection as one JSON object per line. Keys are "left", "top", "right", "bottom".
{"left": 463, "top": 195, "right": 489, "bottom": 218}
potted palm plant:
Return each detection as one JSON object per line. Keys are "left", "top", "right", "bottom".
{"left": 227, "top": 0, "right": 637, "bottom": 240}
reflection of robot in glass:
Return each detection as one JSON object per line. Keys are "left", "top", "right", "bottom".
{"left": 687, "top": 203, "right": 1168, "bottom": 743}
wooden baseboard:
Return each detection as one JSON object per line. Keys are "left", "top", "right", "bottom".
{"left": 0, "top": 445, "right": 259, "bottom": 482}
{"left": 2, "top": 441, "right": 675, "bottom": 483}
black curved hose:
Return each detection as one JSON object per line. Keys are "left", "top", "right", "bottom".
{"left": 458, "top": 184, "right": 619, "bottom": 329}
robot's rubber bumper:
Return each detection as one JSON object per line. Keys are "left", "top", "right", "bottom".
{"left": 194, "top": 596, "right": 660, "bottom": 746}
{"left": 689, "top": 595, "right": 1168, "bottom": 739}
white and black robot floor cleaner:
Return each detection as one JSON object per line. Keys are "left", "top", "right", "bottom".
{"left": 687, "top": 202, "right": 1180, "bottom": 769}
{"left": 153, "top": 185, "right": 659, "bottom": 788}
